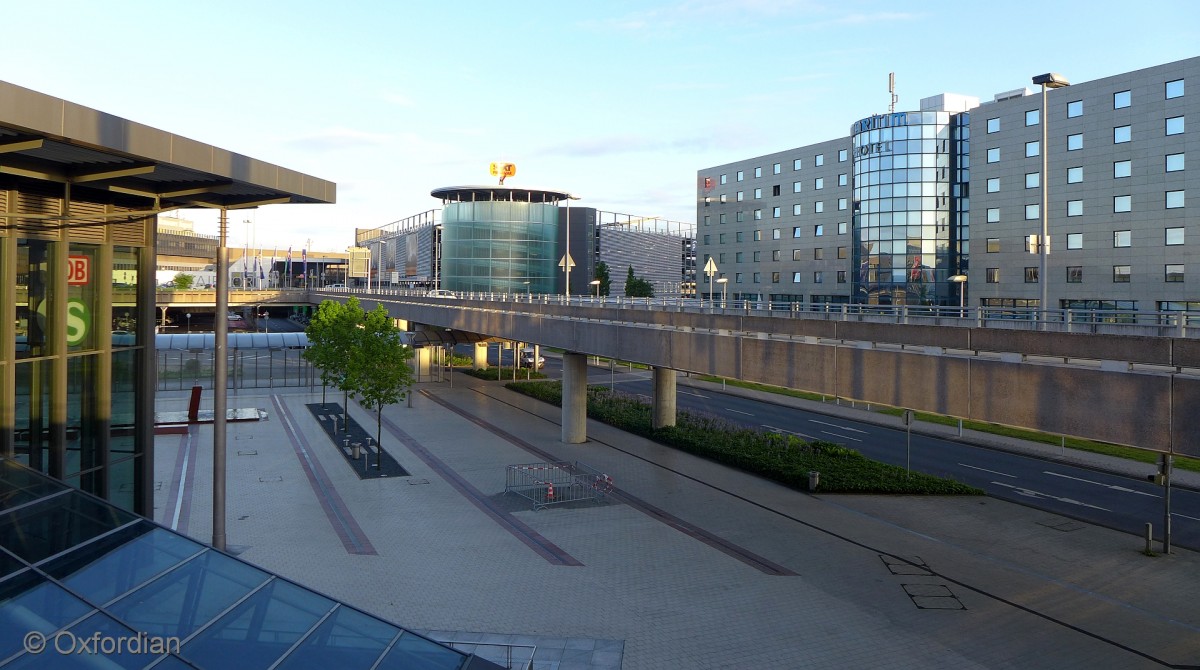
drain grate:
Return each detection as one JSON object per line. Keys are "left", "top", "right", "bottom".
{"left": 880, "top": 554, "right": 933, "bottom": 576}
{"left": 903, "top": 583, "right": 966, "bottom": 610}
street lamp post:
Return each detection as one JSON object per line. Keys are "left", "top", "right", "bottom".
{"left": 563, "top": 194, "right": 580, "bottom": 297}
{"left": 589, "top": 279, "right": 601, "bottom": 300}
{"left": 1033, "top": 72, "right": 1070, "bottom": 328}
{"left": 716, "top": 277, "right": 728, "bottom": 308}
{"left": 185, "top": 313, "right": 191, "bottom": 333}
{"left": 522, "top": 280, "right": 530, "bottom": 299}
{"left": 948, "top": 274, "right": 968, "bottom": 318}
{"left": 260, "top": 311, "right": 269, "bottom": 333}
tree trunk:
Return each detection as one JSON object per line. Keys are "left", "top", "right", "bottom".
{"left": 376, "top": 408, "right": 383, "bottom": 470}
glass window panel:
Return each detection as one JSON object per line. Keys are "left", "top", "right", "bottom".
{"left": 1067, "top": 234, "right": 1083, "bottom": 249}
{"left": 986, "top": 208, "right": 1000, "bottom": 223}
{"left": 1166, "top": 264, "right": 1185, "bottom": 282}
{"left": 1166, "top": 116, "right": 1185, "bottom": 135}
{"left": 1114, "top": 125, "right": 1131, "bottom": 143}
{"left": 1114, "top": 160, "right": 1132, "bottom": 178}
{"left": 16, "top": 239, "right": 55, "bottom": 360}
{"left": 1166, "top": 190, "right": 1185, "bottom": 208}
{"left": 276, "top": 606, "right": 400, "bottom": 670}
{"left": 1166, "top": 79, "right": 1184, "bottom": 99}
{"left": 1068, "top": 200, "right": 1083, "bottom": 217}
{"left": 1113, "top": 265, "right": 1131, "bottom": 282}
{"left": 1166, "top": 227, "right": 1185, "bottom": 245}
{"left": 1026, "top": 172, "right": 1040, "bottom": 188}
{"left": 376, "top": 631, "right": 468, "bottom": 670}
{"left": 987, "top": 148, "right": 999, "bottom": 163}
{"left": 1166, "top": 153, "right": 1185, "bottom": 172}
{"left": 1068, "top": 166, "right": 1083, "bottom": 183}
{"left": 32, "top": 611, "right": 159, "bottom": 670}
{"left": 1114, "top": 90, "right": 1131, "bottom": 109}
{"left": 109, "top": 550, "right": 269, "bottom": 640}
{"left": 1114, "top": 230, "right": 1132, "bottom": 247}
{"left": 112, "top": 246, "right": 140, "bottom": 347}
{"left": 986, "top": 118, "right": 999, "bottom": 133}
{"left": 1114, "top": 195, "right": 1132, "bottom": 213}
{"left": 1067, "top": 133, "right": 1082, "bottom": 151}
{"left": 1025, "top": 141, "right": 1040, "bottom": 157}
{"left": 0, "top": 491, "right": 137, "bottom": 564}
{"left": 0, "top": 571, "right": 95, "bottom": 660}
{"left": 44, "top": 524, "right": 200, "bottom": 606}
{"left": 0, "top": 460, "right": 65, "bottom": 511}
{"left": 1025, "top": 109, "right": 1040, "bottom": 126}
{"left": 1067, "top": 100, "right": 1083, "bottom": 117}
{"left": 987, "top": 178, "right": 999, "bottom": 193}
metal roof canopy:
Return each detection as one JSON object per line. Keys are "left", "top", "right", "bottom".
{"left": 431, "top": 185, "right": 572, "bottom": 203}
{"left": 0, "top": 79, "right": 335, "bottom": 212}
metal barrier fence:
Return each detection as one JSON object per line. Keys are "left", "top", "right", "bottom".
{"left": 157, "top": 348, "right": 316, "bottom": 391}
{"left": 504, "top": 461, "right": 615, "bottom": 511}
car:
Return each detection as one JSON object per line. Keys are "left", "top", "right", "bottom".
{"left": 227, "top": 313, "right": 248, "bottom": 330}
{"left": 520, "top": 348, "right": 545, "bottom": 369}
{"left": 325, "top": 283, "right": 347, "bottom": 289}
{"left": 426, "top": 289, "right": 456, "bottom": 298}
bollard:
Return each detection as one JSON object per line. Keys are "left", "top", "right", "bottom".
{"left": 1145, "top": 523, "right": 1153, "bottom": 554}
{"left": 808, "top": 471, "right": 820, "bottom": 491}
{"left": 352, "top": 442, "right": 362, "bottom": 460}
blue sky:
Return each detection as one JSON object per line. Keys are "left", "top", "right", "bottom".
{"left": 2, "top": 0, "right": 1197, "bottom": 251}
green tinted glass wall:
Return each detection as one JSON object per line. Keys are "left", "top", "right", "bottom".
{"left": 440, "top": 201, "right": 559, "bottom": 293}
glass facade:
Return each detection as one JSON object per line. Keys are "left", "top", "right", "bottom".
{"left": 851, "top": 111, "right": 968, "bottom": 305}
{"left": 440, "top": 200, "right": 559, "bottom": 293}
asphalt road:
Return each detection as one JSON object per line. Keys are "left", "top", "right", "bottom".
{"left": 542, "top": 357, "right": 1200, "bottom": 551}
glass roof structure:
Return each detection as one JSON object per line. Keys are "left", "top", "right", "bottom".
{"left": 0, "top": 458, "right": 500, "bottom": 669}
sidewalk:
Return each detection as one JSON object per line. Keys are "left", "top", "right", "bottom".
{"left": 154, "top": 378, "right": 1200, "bottom": 669}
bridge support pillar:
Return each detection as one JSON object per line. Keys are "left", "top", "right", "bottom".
{"left": 473, "top": 342, "right": 488, "bottom": 370}
{"left": 652, "top": 367, "right": 677, "bottom": 428}
{"left": 562, "top": 352, "right": 587, "bottom": 444}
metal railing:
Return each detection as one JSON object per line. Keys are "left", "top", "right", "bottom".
{"left": 504, "top": 461, "right": 614, "bottom": 511}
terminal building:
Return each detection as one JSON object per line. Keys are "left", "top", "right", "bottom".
{"left": 697, "top": 56, "right": 1198, "bottom": 316}
{"left": 357, "top": 186, "right": 696, "bottom": 297}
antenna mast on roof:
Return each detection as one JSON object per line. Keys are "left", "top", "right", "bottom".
{"left": 889, "top": 72, "right": 898, "bottom": 113}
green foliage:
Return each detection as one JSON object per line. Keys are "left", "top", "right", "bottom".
{"left": 506, "top": 381, "right": 982, "bottom": 495}
{"left": 624, "top": 265, "right": 654, "bottom": 298}
{"left": 463, "top": 367, "right": 546, "bottom": 381}
{"left": 170, "top": 272, "right": 195, "bottom": 290}
{"left": 351, "top": 304, "right": 415, "bottom": 412}
{"left": 594, "top": 262, "right": 611, "bottom": 297}
{"left": 303, "top": 298, "right": 363, "bottom": 393}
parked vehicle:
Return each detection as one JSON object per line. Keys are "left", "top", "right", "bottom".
{"left": 520, "top": 347, "right": 545, "bottom": 369}
{"left": 426, "top": 289, "right": 455, "bottom": 298}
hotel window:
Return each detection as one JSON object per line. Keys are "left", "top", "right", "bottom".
{"left": 814, "top": 248, "right": 824, "bottom": 260}
{"left": 815, "top": 202, "right": 824, "bottom": 213}
{"left": 837, "top": 246, "right": 847, "bottom": 259}
{"left": 793, "top": 204, "right": 802, "bottom": 215}
{"left": 1166, "top": 153, "right": 1185, "bottom": 172}
{"left": 1067, "top": 133, "right": 1082, "bottom": 151}
{"left": 754, "top": 188, "right": 762, "bottom": 199}
{"left": 1025, "top": 141, "right": 1040, "bottom": 157}
{"left": 837, "top": 270, "right": 847, "bottom": 283}
{"left": 1114, "top": 90, "right": 1131, "bottom": 109}
{"left": 720, "top": 213, "right": 727, "bottom": 223}
{"left": 1166, "top": 79, "right": 1185, "bottom": 99}
{"left": 986, "top": 208, "right": 1000, "bottom": 223}
{"left": 1166, "top": 227, "right": 1185, "bottom": 245}
{"left": 792, "top": 272, "right": 802, "bottom": 283}
{"left": 838, "top": 149, "right": 848, "bottom": 162}
{"left": 772, "top": 207, "right": 781, "bottom": 218}
{"left": 838, "top": 221, "right": 847, "bottom": 234}
{"left": 772, "top": 228, "right": 781, "bottom": 239}
{"left": 737, "top": 191, "right": 744, "bottom": 201}
{"left": 736, "top": 211, "right": 745, "bottom": 222}
{"left": 1067, "top": 233, "right": 1083, "bottom": 249}
{"left": 815, "top": 177, "right": 824, "bottom": 190}
{"left": 735, "top": 273, "right": 743, "bottom": 283}
{"left": 793, "top": 159, "right": 802, "bottom": 170}
{"left": 772, "top": 271, "right": 781, "bottom": 283}
{"left": 987, "top": 178, "right": 1000, "bottom": 193}
{"left": 838, "top": 173, "right": 847, "bottom": 186}
{"left": 793, "top": 249, "right": 804, "bottom": 261}
{"left": 720, "top": 174, "right": 728, "bottom": 185}
{"left": 1067, "top": 266, "right": 1083, "bottom": 283}
{"left": 737, "top": 171, "right": 744, "bottom": 181}
{"left": 987, "top": 148, "right": 1000, "bottom": 163}
{"left": 1025, "top": 109, "right": 1040, "bottom": 126}
{"left": 772, "top": 185, "right": 781, "bottom": 196}
{"left": 1114, "top": 160, "right": 1131, "bottom": 178}
{"left": 1024, "top": 267, "right": 1039, "bottom": 283}
{"left": 735, "top": 251, "right": 744, "bottom": 262}
{"left": 986, "top": 268, "right": 999, "bottom": 283}
{"left": 838, "top": 198, "right": 847, "bottom": 210}
{"left": 703, "top": 235, "right": 711, "bottom": 245}
{"left": 1113, "top": 265, "right": 1131, "bottom": 283}
{"left": 1067, "top": 167, "right": 1083, "bottom": 183}
{"left": 753, "top": 272, "right": 761, "bottom": 283}
{"left": 815, "top": 154, "right": 824, "bottom": 166}
{"left": 772, "top": 250, "right": 781, "bottom": 261}
{"left": 986, "top": 238, "right": 1000, "bottom": 253}
{"left": 1025, "top": 204, "right": 1039, "bottom": 220}
{"left": 1114, "top": 195, "right": 1132, "bottom": 213}
{"left": 813, "top": 271, "right": 824, "bottom": 283}
{"left": 1166, "top": 190, "right": 1185, "bottom": 208}
{"left": 792, "top": 227, "right": 802, "bottom": 238}
{"left": 754, "top": 209, "right": 763, "bottom": 220}
{"left": 1114, "top": 230, "right": 1132, "bottom": 247}
{"left": 1026, "top": 172, "right": 1040, "bottom": 188}
{"left": 1068, "top": 200, "right": 1083, "bottom": 217}
{"left": 987, "top": 117, "right": 1000, "bottom": 133}
{"left": 1067, "top": 100, "right": 1083, "bottom": 117}
{"left": 719, "top": 254, "right": 726, "bottom": 263}
{"left": 773, "top": 162, "right": 781, "bottom": 174}
{"left": 814, "top": 224, "right": 824, "bottom": 236}
{"left": 754, "top": 167, "right": 762, "bottom": 178}
{"left": 720, "top": 194, "right": 727, "bottom": 203}
{"left": 753, "top": 229, "right": 762, "bottom": 241}
{"left": 793, "top": 181, "right": 802, "bottom": 193}
{"left": 719, "top": 233, "right": 727, "bottom": 244}
{"left": 1166, "top": 264, "right": 1185, "bottom": 282}
{"left": 1114, "top": 125, "right": 1131, "bottom": 143}
{"left": 1166, "top": 116, "right": 1185, "bottom": 135}
{"left": 703, "top": 216, "right": 710, "bottom": 226}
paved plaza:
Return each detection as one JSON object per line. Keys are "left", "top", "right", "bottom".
{"left": 153, "top": 374, "right": 1200, "bottom": 669}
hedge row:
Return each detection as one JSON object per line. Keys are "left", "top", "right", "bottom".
{"left": 506, "top": 381, "right": 981, "bottom": 495}
{"left": 462, "top": 367, "right": 546, "bottom": 381}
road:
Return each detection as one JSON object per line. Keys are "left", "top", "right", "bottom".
{"left": 533, "top": 356, "right": 1200, "bottom": 551}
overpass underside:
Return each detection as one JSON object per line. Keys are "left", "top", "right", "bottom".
{"left": 339, "top": 293, "right": 1200, "bottom": 457}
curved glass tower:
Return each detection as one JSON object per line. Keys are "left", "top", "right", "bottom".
{"left": 851, "top": 111, "right": 969, "bottom": 305}
{"left": 432, "top": 186, "right": 568, "bottom": 293}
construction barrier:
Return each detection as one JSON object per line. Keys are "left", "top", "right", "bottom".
{"left": 504, "top": 461, "right": 615, "bottom": 511}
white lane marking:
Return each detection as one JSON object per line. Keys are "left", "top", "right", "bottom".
{"left": 820, "top": 430, "right": 862, "bottom": 442}
{"left": 762, "top": 424, "right": 818, "bottom": 441}
{"left": 1043, "top": 471, "right": 1160, "bottom": 498}
{"left": 991, "top": 481, "right": 1111, "bottom": 511}
{"left": 171, "top": 432, "right": 191, "bottom": 531}
{"left": 1173, "top": 512, "right": 1200, "bottom": 523}
{"left": 958, "top": 463, "right": 1016, "bottom": 478}
{"left": 679, "top": 390, "right": 708, "bottom": 398}
{"left": 727, "top": 408, "right": 754, "bottom": 416}
{"left": 808, "top": 419, "right": 868, "bottom": 434}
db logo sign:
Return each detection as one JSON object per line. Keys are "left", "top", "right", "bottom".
{"left": 68, "top": 255, "right": 90, "bottom": 285}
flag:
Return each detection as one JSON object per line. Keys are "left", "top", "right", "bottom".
{"left": 257, "top": 253, "right": 265, "bottom": 281}
{"left": 302, "top": 248, "right": 308, "bottom": 285}
{"left": 285, "top": 246, "right": 292, "bottom": 284}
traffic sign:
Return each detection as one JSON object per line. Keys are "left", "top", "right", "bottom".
{"left": 703, "top": 257, "right": 717, "bottom": 277}
{"left": 558, "top": 254, "right": 576, "bottom": 269}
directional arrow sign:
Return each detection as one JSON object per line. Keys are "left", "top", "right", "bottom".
{"left": 703, "top": 257, "right": 717, "bottom": 278}
{"left": 558, "top": 254, "right": 576, "bottom": 269}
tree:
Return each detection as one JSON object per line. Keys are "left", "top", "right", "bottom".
{"left": 594, "top": 262, "right": 611, "bottom": 297}
{"left": 304, "top": 297, "right": 363, "bottom": 414}
{"left": 348, "top": 304, "right": 414, "bottom": 466}
{"left": 624, "top": 265, "right": 655, "bottom": 298}
{"left": 171, "top": 272, "right": 195, "bottom": 290}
